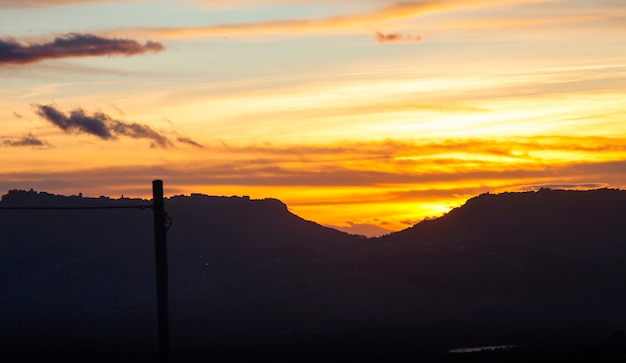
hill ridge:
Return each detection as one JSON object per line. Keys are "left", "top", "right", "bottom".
{"left": 3, "top": 187, "right": 626, "bottom": 362}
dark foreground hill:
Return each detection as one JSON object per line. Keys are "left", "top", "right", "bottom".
{"left": 1, "top": 188, "right": 626, "bottom": 362}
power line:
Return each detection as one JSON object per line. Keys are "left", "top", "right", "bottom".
{"left": 1, "top": 181, "right": 169, "bottom": 363}
{"left": 0, "top": 205, "right": 152, "bottom": 210}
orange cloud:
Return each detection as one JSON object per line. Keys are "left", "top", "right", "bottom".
{"left": 203, "top": 136, "right": 626, "bottom": 161}
{"left": 108, "top": 0, "right": 550, "bottom": 38}
{"left": 1, "top": 157, "right": 622, "bottom": 194}
{"left": 116, "top": 2, "right": 445, "bottom": 38}
{"left": 374, "top": 32, "right": 421, "bottom": 43}
{"left": 7, "top": 136, "right": 623, "bottom": 187}
{"left": 3, "top": 135, "right": 626, "bottom": 231}
{"left": 437, "top": 12, "right": 626, "bottom": 32}
{"left": 115, "top": 0, "right": 550, "bottom": 39}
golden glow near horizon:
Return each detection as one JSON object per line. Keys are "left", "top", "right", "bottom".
{"left": 1, "top": 0, "right": 626, "bottom": 235}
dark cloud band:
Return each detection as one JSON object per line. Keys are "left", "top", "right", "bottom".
{"left": 3, "top": 133, "right": 47, "bottom": 147}
{"left": 32, "top": 104, "right": 204, "bottom": 149}
{"left": 0, "top": 33, "right": 164, "bottom": 66}
{"left": 34, "top": 104, "right": 173, "bottom": 148}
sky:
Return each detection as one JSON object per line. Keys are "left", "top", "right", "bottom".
{"left": 1, "top": 0, "right": 626, "bottom": 236}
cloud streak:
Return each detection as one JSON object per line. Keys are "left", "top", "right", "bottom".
{"left": 48, "top": 136, "right": 618, "bottom": 188}
{"left": 114, "top": 0, "right": 551, "bottom": 39}
{"left": 0, "top": 0, "right": 141, "bottom": 8}
{"left": 177, "top": 136, "right": 204, "bottom": 148}
{"left": 3, "top": 133, "right": 48, "bottom": 147}
{"left": 1, "top": 156, "right": 624, "bottom": 207}
{"left": 34, "top": 104, "right": 174, "bottom": 148}
{"left": 200, "top": 136, "right": 626, "bottom": 161}
{"left": 0, "top": 33, "right": 164, "bottom": 66}
{"left": 375, "top": 32, "right": 421, "bottom": 43}
{"left": 2, "top": 135, "right": 624, "bottom": 230}
{"left": 114, "top": 1, "right": 457, "bottom": 39}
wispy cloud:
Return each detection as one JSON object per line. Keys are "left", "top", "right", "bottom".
{"left": 0, "top": 0, "right": 141, "bottom": 8}
{"left": 114, "top": 0, "right": 552, "bottom": 39}
{"left": 0, "top": 33, "right": 164, "bottom": 66}
{"left": 197, "top": 0, "right": 383, "bottom": 7}
{"left": 433, "top": 12, "right": 626, "bottom": 32}
{"left": 2, "top": 135, "right": 625, "bottom": 230}
{"left": 115, "top": 1, "right": 458, "bottom": 39}
{"left": 3, "top": 133, "right": 49, "bottom": 147}
{"left": 374, "top": 31, "right": 421, "bottom": 43}
{"left": 201, "top": 136, "right": 626, "bottom": 161}
{"left": 177, "top": 136, "right": 204, "bottom": 148}
{"left": 2, "top": 155, "right": 624, "bottom": 204}
{"left": 54, "top": 136, "right": 616, "bottom": 189}
{"left": 33, "top": 104, "right": 174, "bottom": 148}
{"left": 110, "top": 103, "right": 125, "bottom": 116}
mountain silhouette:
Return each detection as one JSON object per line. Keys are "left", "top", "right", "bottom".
{"left": 1, "top": 188, "right": 626, "bottom": 362}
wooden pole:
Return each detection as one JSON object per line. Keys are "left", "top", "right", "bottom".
{"left": 152, "top": 180, "right": 170, "bottom": 363}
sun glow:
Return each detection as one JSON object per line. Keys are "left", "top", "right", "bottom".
{"left": 2, "top": 0, "right": 626, "bottom": 235}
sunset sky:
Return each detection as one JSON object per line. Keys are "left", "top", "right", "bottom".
{"left": 1, "top": 0, "right": 625, "bottom": 235}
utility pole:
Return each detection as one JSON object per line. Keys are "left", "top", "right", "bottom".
{"left": 152, "top": 180, "right": 170, "bottom": 363}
